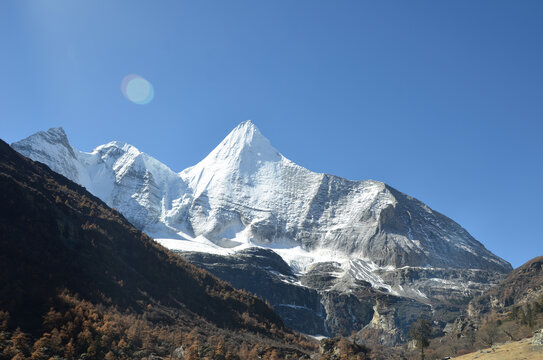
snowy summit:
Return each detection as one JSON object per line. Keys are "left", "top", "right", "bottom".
{"left": 13, "top": 121, "right": 511, "bottom": 281}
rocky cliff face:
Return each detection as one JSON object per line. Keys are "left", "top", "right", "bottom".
{"left": 179, "top": 248, "right": 328, "bottom": 335}
{"left": 12, "top": 122, "right": 512, "bottom": 341}
{"left": 176, "top": 248, "right": 432, "bottom": 343}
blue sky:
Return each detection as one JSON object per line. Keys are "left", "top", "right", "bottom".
{"left": 1, "top": 1, "right": 542, "bottom": 268}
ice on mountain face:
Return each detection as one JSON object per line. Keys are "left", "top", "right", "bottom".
{"left": 12, "top": 122, "right": 512, "bottom": 279}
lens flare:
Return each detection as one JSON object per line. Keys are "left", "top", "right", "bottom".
{"left": 121, "top": 74, "right": 154, "bottom": 105}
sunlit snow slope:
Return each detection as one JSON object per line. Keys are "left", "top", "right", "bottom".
{"left": 13, "top": 121, "right": 511, "bottom": 277}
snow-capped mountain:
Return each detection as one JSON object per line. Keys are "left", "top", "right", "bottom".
{"left": 13, "top": 122, "right": 512, "bottom": 340}
{"left": 12, "top": 127, "right": 186, "bottom": 232}
{"left": 13, "top": 121, "right": 509, "bottom": 272}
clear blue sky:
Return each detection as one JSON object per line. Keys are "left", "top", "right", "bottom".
{"left": 1, "top": 1, "right": 542, "bottom": 268}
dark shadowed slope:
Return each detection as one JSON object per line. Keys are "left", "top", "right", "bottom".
{"left": 0, "top": 139, "right": 313, "bottom": 359}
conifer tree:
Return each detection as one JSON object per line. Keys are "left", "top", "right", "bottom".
{"left": 410, "top": 318, "right": 431, "bottom": 360}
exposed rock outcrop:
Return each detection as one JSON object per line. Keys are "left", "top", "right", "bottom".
{"left": 534, "top": 329, "right": 543, "bottom": 345}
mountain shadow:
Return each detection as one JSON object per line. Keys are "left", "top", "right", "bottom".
{"left": 0, "top": 139, "right": 313, "bottom": 359}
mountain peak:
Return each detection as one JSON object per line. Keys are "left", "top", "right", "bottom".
{"left": 12, "top": 126, "right": 74, "bottom": 158}
{"left": 46, "top": 126, "right": 67, "bottom": 137}
{"left": 228, "top": 120, "right": 263, "bottom": 145}
{"left": 11, "top": 126, "right": 84, "bottom": 185}
{"left": 200, "top": 121, "right": 282, "bottom": 166}
{"left": 179, "top": 120, "right": 286, "bottom": 197}
{"left": 32, "top": 127, "right": 69, "bottom": 145}
{"left": 94, "top": 140, "right": 138, "bottom": 154}
{"left": 238, "top": 119, "right": 256, "bottom": 128}
{"left": 13, "top": 126, "right": 66, "bottom": 145}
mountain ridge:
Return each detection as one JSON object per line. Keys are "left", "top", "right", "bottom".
{"left": 12, "top": 122, "right": 512, "bottom": 339}
{"left": 12, "top": 122, "right": 510, "bottom": 272}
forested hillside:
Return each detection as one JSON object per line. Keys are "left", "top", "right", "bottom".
{"left": 0, "top": 139, "right": 314, "bottom": 359}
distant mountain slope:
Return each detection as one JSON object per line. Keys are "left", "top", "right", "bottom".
{"left": 0, "top": 139, "right": 311, "bottom": 359}
{"left": 420, "top": 255, "right": 543, "bottom": 359}
{"left": 469, "top": 255, "right": 543, "bottom": 316}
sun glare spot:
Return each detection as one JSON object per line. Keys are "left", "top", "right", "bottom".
{"left": 121, "top": 74, "right": 154, "bottom": 105}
